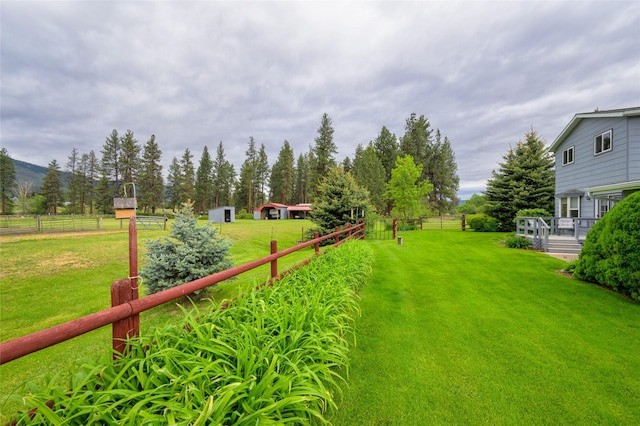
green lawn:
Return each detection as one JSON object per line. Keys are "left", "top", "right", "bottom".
{"left": 2, "top": 225, "right": 639, "bottom": 424}
{"left": 330, "top": 230, "right": 640, "bottom": 425}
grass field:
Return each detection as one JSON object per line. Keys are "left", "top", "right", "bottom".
{"left": 3, "top": 223, "right": 638, "bottom": 424}
{"left": 329, "top": 230, "right": 640, "bottom": 424}
{"left": 0, "top": 218, "right": 315, "bottom": 421}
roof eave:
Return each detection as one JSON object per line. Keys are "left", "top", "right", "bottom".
{"left": 549, "top": 107, "right": 640, "bottom": 153}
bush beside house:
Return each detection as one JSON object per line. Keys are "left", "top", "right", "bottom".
{"left": 574, "top": 191, "right": 640, "bottom": 301}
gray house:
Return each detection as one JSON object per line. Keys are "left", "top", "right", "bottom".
{"left": 549, "top": 107, "right": 640, "bottom": 218}
{"left": 208, "top": 206, "right": 235, "bottom": 223}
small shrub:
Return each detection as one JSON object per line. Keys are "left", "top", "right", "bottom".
{"left": 504, "top": 235, "right": 532, "bottom": 249}
{"left": 467, "top": 213, "right": 499, "bottom": 232}
{"left": 574, "top": 191, "right": 640, "bottom": 301}
{"left": 236, "top": 208, "right": 253, "bottom": 219}
{"left": 140, "top": 201, "right": 233, "bottom": 296}
{"left": 563, "top": 259, "right": 578, "bottom": 274}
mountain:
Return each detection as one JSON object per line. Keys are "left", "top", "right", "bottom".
{"left": 13, "top": 159, "right": 72, "bottom": 192}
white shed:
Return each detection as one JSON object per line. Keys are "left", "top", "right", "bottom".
{"left": 208, "top": 206, "right": 235, "bottom": 223}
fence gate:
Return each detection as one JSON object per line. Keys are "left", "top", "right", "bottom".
{"left": 365, "top": 219, "right": 394, "bottom": 240}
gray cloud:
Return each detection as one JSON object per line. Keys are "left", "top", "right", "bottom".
{"left": 2, "top": 1, "right": 639, "bottom": 199}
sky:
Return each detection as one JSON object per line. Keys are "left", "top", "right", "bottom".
{"left": 1, "top": 1, "right": 639, "bottom": 200}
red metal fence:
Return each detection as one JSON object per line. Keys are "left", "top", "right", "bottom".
{"left": 0, "top": 221, "right": 365, "bottom": 365}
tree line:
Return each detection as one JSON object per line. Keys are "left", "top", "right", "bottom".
{"left": 0, "top": 112, "right": 460, "bottom": 217}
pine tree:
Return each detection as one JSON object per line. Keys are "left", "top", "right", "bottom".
{"left": 66, "top": 148, "right": 84, "bottom": 214}
{"left": 212, "top": 142, "right": 235, "bottom": 207}
{"left": 85, "top": 150, "right": 99, "bottom": 215}
{"left": 139, "top": 135, "right": 164, "bottom": 214}
{"left": 429, "top": 131, "right": 460, "bottom": 215}
{"left": 236, "top": 138, "right": 259, "bottom": 212}
{"left": 101, "top": 129, "right": 121, "bottom": 199}
{"left": 400, "top": 113, "right": 433, "bottom": 172}
{"left": 0, "top": 148, "right": 17, "bottom": 215}
{"left": 373, "top": 126, "right": 399, "bottom": 182}
{"left": 309, "top": 113, "right": 337, "bottom": 200}
{"left": 140, "top": 201, "right": 233, "bottom": 296}
{"left": 484, "top": 130, "right": 555, "bottom": 231}
{"left": 41, "top": 159, "right": 64, "bottom": 214}
{"left": 119, "top": 130, "right": 141, "bottom": 187}
{"left": 195, "top": 145, "right": 213, "bottom": 214}
{"left": 256, "top": 144, "right": 270, "bottom": 207}
{"left": 352, "top": 143, "right": 387, "bottom": 214}
{"left": 166, "top": 157, "right": 183, "bottom": 212}
{"left": 293, "top": 153, "right": 310, "bottom": 205}
{"left": 311, "top": 167, "right": 371, "bottom": 237}
{"left": 181, "top": 148, "right": 196, "bottom": 203}
{"left": 269, "top": 140, "right": 295, "bottom": 204}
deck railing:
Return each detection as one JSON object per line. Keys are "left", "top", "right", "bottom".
{"left": 516, "top": 216, "right": 599, "bottom": 251}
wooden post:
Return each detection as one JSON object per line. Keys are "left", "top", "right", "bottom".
{"left": 129, "top": 216, "right": 140, "bottom": 341}
{"left": 461, "top": 214, "right": 466, "bottom": 231}
{"left": 270, "top": 240, "right": 278, "bottom": 279}
{"left": 314, "top": 231, "right": 320, "bottom": 255}
{"left": 393, "top": 219, "right": 398, "bottom": 239}
{"left": 111, "top": 278, "right": 134, "bottom": 358}
{"left": 335, "top": 226, "right": 340, "bottom": 244}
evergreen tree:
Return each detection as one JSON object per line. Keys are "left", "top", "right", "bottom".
{"left": 0, "top": 148, "right": 17, "bottom": 215}
{"left": 195, "top": 145, "right": 213, "bottom": 214}
{"left": 256, "top": 144, "right": 270, "bottom": 206}
{"left": 386, "top": 155, "right": 433, "bottom": 219}
{"left": 342, "top": 157, "right": 352, "bottom": 174}
{"left": 311, "top": 167, "right": 371, "bottom": 237}
{"left": 119, "top": 130, "right": 141, "bottom": 186}
{"left": 66, "top": 148, "right": 84, "bottom": 214}
{"left": 212, "top": 142, "right": 235, "bottom": 207}
{"left": 101, "top": 129, "right": 121, "bottom": 199}
{"left": 429, "top": 130, "right": 460, "bottom": 214}
{"left": 181, "top": 148, "right": 196, "bottom": 203}
{"left": 94, "top": 176, "right": 113, "bottom": 214}
{"left": 293, "top": 153, "right": 310, "bottom": 205}
{"left": 352, "top": 143, "right": 387, "bottom": 214}
{"left": 400, "top": 113, "right": 433, "bottom": 172}
{"left": 41, "top": 159, "right": 64, "bottom": 214}
{"left": 309, "top": 113, "right": 337, "bottom": 200}
{"left": 269, "top": 140, "right": 295, "bottom": 205}
{"left": 235, "top": 138, "right": 259, "bottom": 212}
{"left": 85, "top": 150, "right": 99, "bottom": 215}
{"left": 140, "top": 201, "right": 233, "bottom": 296}
{"left": 373, "top": 126, "right": 399, "bottom": 182}
{"left": 139, "top": 135, "right": 164, "bottom": 214}
{"left": 484, "top": 130, "right": 555, "bottom": 231}
{"left": 166, "top": 157, "right": 183, "bottom": 212}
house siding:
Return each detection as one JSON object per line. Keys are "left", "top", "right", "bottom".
{"left": 553, "top": 115, "right": 638, "bottom": 217}
{"left": 628, "top": 116, "right": 640, "bottom": 180}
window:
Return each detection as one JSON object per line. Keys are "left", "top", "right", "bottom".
{"left": 561, "top": 196, "right": 580, "bottom": 217}
{"left": 562, "top": 146, "right": 574, "bottom": 165}
{"left": 594, "top": 130, "right": 612, "bottom": 155}
{"left": 595, "top": 199, "right": 616, "bottom": 218}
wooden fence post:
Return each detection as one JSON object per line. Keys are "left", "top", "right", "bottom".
{"left": 335, "top": 226, "right": 340, "bottom": 244}
{"left": 314, "top": 231, "right": 320, "bottom": 255}
{"left": 270, "top": 240, "right": 278, "bottom": 279}
{"left": 111, "top": 278, "right": 134, "bottom": 358}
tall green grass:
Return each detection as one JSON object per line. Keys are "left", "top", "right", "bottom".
{"left": 8, "top": 241, "right": 372, "bottom": 424}
{"left": 330, "top": 230, "right": 640, "bottom": 424}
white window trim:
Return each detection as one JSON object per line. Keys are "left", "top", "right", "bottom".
{"left": 594, "top": 129, "right": 612, "bottom": 156}
{"left": 562, "top": 146, "right": 574, "bottom": 166}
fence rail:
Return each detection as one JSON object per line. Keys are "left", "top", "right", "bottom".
{"left": 0, "top": 215, "right": 105, "bottom": 235}
{"left": 0, "top": 221, "right": 365, "bottom": 365}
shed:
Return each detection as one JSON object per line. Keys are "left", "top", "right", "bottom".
{"left": 254, "top": 203, "right": 289, "bottom": 220}
{"left": 287, "top": 204, "right": 312, "bottom": 219}
{"left": 208, "top": 206, "right": 235, "bottom": 223}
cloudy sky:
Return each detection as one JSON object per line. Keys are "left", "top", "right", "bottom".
{"left": 1, "top": 1, "right": 639, "bottom": 199}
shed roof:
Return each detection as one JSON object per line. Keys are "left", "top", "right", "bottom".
{"left": 287, "top": 205, "right": 312, "bottom": 211}
{"left": 254, "top": 203, "right": 288, "bottom": 212}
